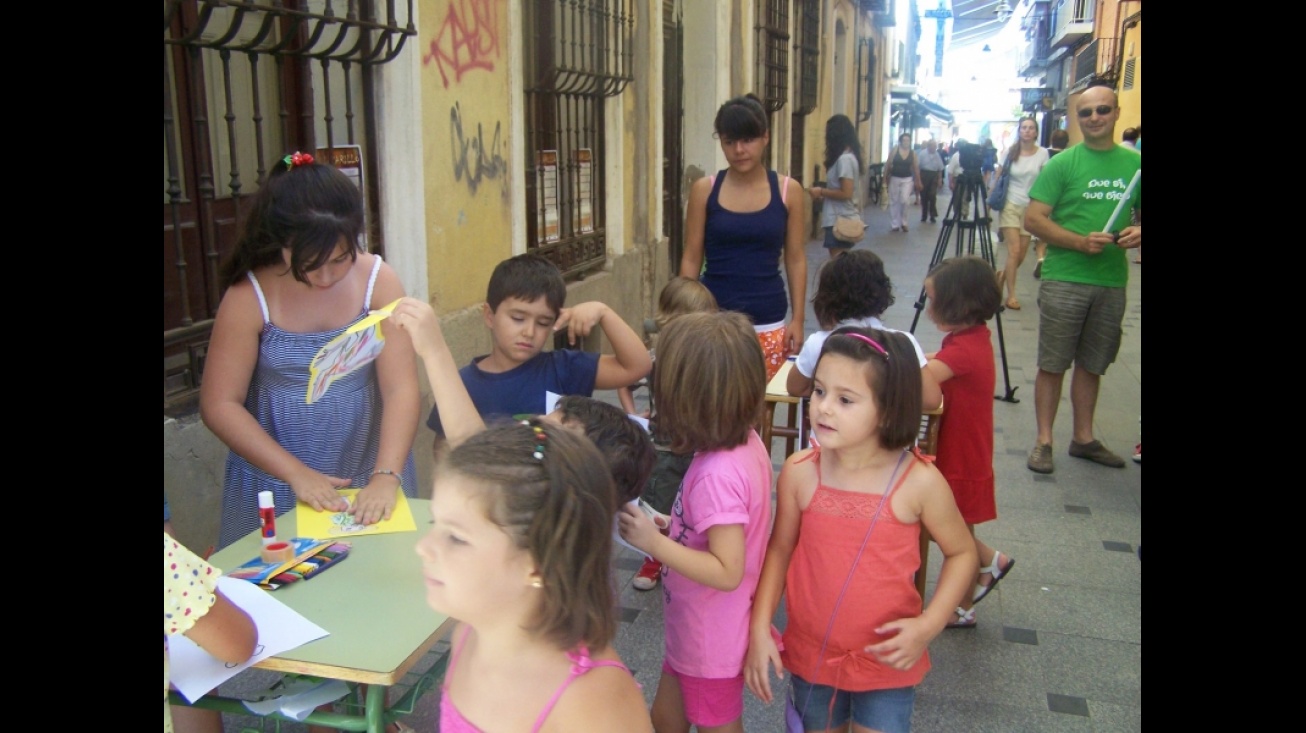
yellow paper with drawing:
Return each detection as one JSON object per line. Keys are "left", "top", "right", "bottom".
{"left": 296, "top": 488, "right": 417, "bottom": 539}
{"left": 305, "top": 298, "right": 401, "bottom": 404}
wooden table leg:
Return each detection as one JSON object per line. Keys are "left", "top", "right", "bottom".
{"left": 784, "top": 402, "right": 797, "bottom": 456}
{"left": 762, "top": 401, "right": 777, "bottom": 450}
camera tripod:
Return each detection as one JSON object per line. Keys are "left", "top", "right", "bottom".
{"left": 909, "top": 170, "right": 1019, "bottom": 403}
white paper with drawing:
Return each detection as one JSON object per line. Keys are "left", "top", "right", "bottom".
{"left": 305, "top": 298, "right": 400, "bottom": 403}
{"left": 169, "top": 575, "right": 328, "bottom": 703}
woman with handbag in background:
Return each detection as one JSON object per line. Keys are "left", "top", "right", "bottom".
{"left": 810, "top": 114, "right": 864, "bottom": 259}
{"left": 993, "top": 117, "right": 1049, "bottom": 310}
{"left": 885, "top": 134, "right": 922, "bottom": 233}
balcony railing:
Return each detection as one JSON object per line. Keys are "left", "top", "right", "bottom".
{"left": 1050, "top": 0, "right": 1093, "bottom": 48}
{"left": 1017, "top": 11, "right": 1051, "bottom": 77}
{"left": 1021, "top": 0, "right": 1050, "bottom": 32}
{"left": 1017, "top": 32, "right": 1051, "bottom": 76}
{"left": 1071, "top": 36, "right": 1119, "bottom": 89}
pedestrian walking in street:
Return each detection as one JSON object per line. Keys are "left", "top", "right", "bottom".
{"left": 995, "top": 117, "right": 1050, "bottom": 311}
{"left": 809, "top": 114, "right": 864, "bottom": 259}
{"left": 886, "top": 133, "right": 922, "bottom": 233}
{"left": 918, "top": 139, "right": 945, "bottom": 224}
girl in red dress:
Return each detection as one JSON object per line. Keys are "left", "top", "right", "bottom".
{"left": 923, "top": 256, "right": 1015, "bottom": 629}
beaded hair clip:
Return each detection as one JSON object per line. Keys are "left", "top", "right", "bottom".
{"left": 284, "top": 151, "right": 315, "bottom": 168}
{"left": 530, "top": 424, "right": 548, "bottom": 461}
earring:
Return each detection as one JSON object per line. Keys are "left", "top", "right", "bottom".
{"left": 530, "top": 578, "right": 543, "bottom": 589}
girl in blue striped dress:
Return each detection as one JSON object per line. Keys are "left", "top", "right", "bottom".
{"left": 201, "top": 152, "right": 420, "bottom": 549}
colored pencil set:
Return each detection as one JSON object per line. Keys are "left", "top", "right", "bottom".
{"left": 228, "top": 537, "right": 353, "bottom": 590}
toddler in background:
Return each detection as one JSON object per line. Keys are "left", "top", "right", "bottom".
{"left": 618, "top": 276, "right": 718, "bottom": 416}
{"left": 621, "top": 277, "right": 719, "bottom": 591}
{"left": 922, "top": 256, "right": 1014, "bottom": 629}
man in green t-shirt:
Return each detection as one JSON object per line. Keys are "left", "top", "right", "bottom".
{"left": 1023, "top": 84, "right": 1141, "bottom": 474}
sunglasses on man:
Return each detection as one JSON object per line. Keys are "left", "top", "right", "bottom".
{"left": 1077, "top": 105, "right": 1115, "bottom": 118}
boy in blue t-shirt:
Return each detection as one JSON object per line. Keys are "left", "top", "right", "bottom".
{"left": 425, "top": 253, "right": 651, "bottom": 436}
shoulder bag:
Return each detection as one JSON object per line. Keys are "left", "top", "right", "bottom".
{"left": 827, "top": 160, "right": 865, "bottom": 243}
{"left": 986, "top": 146, "right": 1022, "bottom": 212}
{"left": 833, "top": 214, "right": 866, "bottom": 243}
{"left": 785, "top": 450, "right": 911, "bottom": 732}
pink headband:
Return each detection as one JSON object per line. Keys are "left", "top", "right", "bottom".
{"left": 844, "top": 332, "right": 889, "bottom": 359}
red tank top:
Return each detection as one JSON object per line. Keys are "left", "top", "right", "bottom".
{"left": 780, "top": 449, "right": 930, "bottom": 691}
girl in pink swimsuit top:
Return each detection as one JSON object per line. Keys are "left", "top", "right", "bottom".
{"left": 439, "top": 627, "right": 634, "bottom": 733}
{"left": 416, "top": 421, "right": 651, "bottom": 733}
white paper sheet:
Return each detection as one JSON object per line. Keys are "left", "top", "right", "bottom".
{"left": 614, "top": 499, "right": 643, "bottom": 554}
{"left": 241, "top": 678, "right": 352, "bottom": 720}
{"left": 168, "top": 575, "right": 329, "bottom": 703}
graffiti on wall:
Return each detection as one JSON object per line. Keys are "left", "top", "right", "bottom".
{"left": 423, "top": 0, "right": 501, "bottom": 88}
{"left": 450, "top": 102, "right": 506, "bottom": 194}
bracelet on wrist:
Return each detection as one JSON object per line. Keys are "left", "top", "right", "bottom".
{"left": 372, "top": 469, "right": 402, "bottom": 489}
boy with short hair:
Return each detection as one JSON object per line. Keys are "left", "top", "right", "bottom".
{"left": 425, "top": 253, "right": 652, "bottom": 435}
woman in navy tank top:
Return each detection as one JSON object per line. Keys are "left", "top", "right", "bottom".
{"left": 679, "top": 93, "right": 807, "bottom": 381}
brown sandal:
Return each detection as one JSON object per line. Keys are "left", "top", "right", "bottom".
{"left": 1005, "top": 299, "right": 1021, "bottom": 310}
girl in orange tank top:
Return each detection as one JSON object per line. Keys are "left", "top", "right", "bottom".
{"left": 743, "top": 327, "right": 978, "bottom": 733}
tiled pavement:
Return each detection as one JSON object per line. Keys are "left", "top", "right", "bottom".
{"left": 217, "top": 186, "right": 1142, "bottom": 732}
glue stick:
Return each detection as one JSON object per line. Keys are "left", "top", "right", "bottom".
{"left": 258, "top": 490, "right": 277, "bottom": 546}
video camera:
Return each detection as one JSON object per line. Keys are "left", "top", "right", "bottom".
{"left": 956, "top": 142, "right": 981, "bottom": 173}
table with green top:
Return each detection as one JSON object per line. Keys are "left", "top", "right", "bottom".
{"left": 169, "top": 499, "right": 451, "bottom": 733}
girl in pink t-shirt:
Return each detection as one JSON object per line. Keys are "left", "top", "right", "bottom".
{"left": 620, "top": 311, "right": 773, "bottom": 733}
{"left": 744, "top": 327, "right": 976, "bottom": 733}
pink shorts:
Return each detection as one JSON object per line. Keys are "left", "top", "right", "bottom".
{"left": 661, "top": 660, "right": 744, "bottom": 727}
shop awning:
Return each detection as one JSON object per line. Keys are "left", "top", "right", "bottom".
{"left": 890, "top": 90, "right": 955, "bottom": 126}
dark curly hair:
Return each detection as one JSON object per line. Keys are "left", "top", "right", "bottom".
{"left": 812, "top": 250, "right": 895, "bottom": 329}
